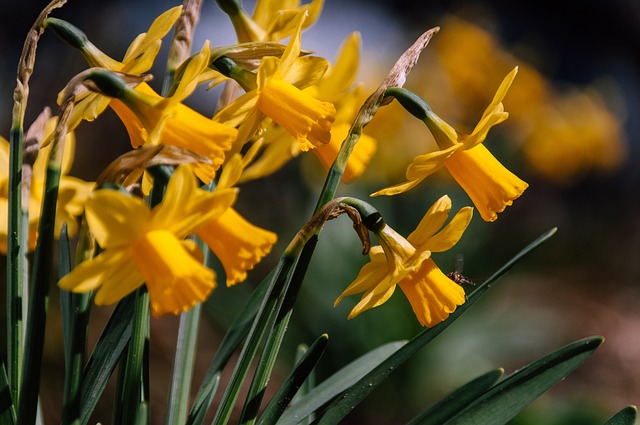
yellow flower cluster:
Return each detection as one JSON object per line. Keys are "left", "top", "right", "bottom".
{"left": 10, "top": 1, "right": 536, "bottom": 327}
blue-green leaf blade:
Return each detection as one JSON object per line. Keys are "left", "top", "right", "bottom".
{"left": 604, "top": 406, "right": 637, "bottom": 425}
{"left": 258, "top": 335, "right": 329, "bottom": 425}
{"left": 277, "top": 341, "right": 406, "bottom": 425}
{"left": 406, "top": 369, "right": 504, "bottom": 425}
{"left": 446, "top": 336, "right": 604, "bottom": 425}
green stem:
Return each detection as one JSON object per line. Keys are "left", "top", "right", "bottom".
{"left": 18, "top": 163, "right": 62, "bottom": 425}
{"left": 164, "top": 300, "right": 201, "bottom": 425}
{"left": 6, "top": 126, "right": 24, "bottom": 409}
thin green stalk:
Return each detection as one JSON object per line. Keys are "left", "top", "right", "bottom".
{"left": 18, "top": 162, "right": 62, "bottom": 425}
{"left": 7, "top": 126, "right": 24, "bottom": 410}
{"left": 118, "top": 288, "right": 150, "bottom": 425}
{"left": 165, "top": 303, "right": 201, "bottom": 425}
{"left": 60, "top": 223, "right": 93, "bottom": 425}
{"left": 211, "top": 254, "right": 298, "bottom": 425}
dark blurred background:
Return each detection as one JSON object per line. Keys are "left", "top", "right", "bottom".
{"left": 1, "top": 0, "right": 639, "bottom": 424}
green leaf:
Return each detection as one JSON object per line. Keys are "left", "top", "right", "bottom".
{"left": 406, "top": 369, "right": 504, "bottom": 425}
{"left": 186, "top": 276, "right": 270, "bottom": 425}
{"left": 446, "top": 336, "right": 604, "bottom": 425}
{"left": 80, "top": 294, "right": 135, "bottom": 425}
{"left": 257, "top": 335, "right": 329, "bottom": 425}
{"left": 604, "top": 406, "right": 637, "bottom": 425}
{"left": 315, "top": 228, "right": 558, "bottom": 425}
{"left": 0, "top": 361, "right": 16, "bottom": 425}
{"left": 277, "top": 341, "right": 406, "bottom": 425}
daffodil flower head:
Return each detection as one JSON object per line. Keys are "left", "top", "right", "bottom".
{"left": 58, "top": 165, "right": 238, "bottom": 317}
{"left": 195, "top": 154, "right": 278, "bottom": 286}
{"left": 373, "top": 68, "right": 528, "bottom": 222}
{"left": 214, "top": 12, "right": 335, "bottom": 152}
{"left": 87, "top": 46, "right": 238, "bottom": 183}
{"left": 335, "top": 195, "right": 472, "bottom": 327}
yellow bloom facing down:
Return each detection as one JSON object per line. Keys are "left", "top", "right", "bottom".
{"left": 197, "top": 208, "right": 277, "bottom": 287}
{"left": 335, "top": 195, "right": 473, "bottom": 327}
{"left": 0, "top": 119, "right": 93, "bottom": 253}
{"left": 58, "top": 165, "right": 238, "bottom": 317}
{"left": 373, "top": 68, "right": 528, "bottom": 222}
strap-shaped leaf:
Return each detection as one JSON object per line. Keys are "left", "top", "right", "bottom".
{"left": 257, "top": 335, "right": 329, "bottom": 425}
{"left": 604, "top": 406, "right": 637, "bottom": 425}
{"left": 0, "top": 361, "right": 16, "bottom": 425}
{"left": 79, "top": 294, "right": 135, "bottom": 425}
{"left": 186, "top": 276, "right": 270, "bottom": 425}
{"left": 315, "top": 228, "right": 557, "bottom": 424}
{"left": 445, "top": 336, "right": 603, "bottom": 425}
{"left": 277, "top": 341, "right": 406, "bottom": 425}
{"left": 406, "top": 369, "right": 504, "bottom": 425}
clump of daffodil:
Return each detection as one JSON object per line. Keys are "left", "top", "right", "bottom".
{"left": 194, "top": 155, "right": 278, "bottom": 286}
{"left": 335, "top": 195, "right": 473, "bottom": 327}
{"left": 0, "top": 118, "right": 93, "bottom": 253}
{"left": 86, "top": 42, "right": 238, "bottom": 184}
{"left": 214, "top": 12, "right": 336, "bottom": 152}
{"left": 46, "top": 6, "right": 183, "bottom": 130}
{"left": 58, "top": 165, "right": 238, "bottom": 317}
{"left": 240, "top": 32, "right": 377, "bottom": 183}
{"left": 373, "top": 68, "right": 528, "bottom": 222}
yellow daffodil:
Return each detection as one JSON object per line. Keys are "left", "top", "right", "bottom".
{"left": 335, "top": 196, "right": 473, "bottom": 327}
{"left": 50, "top": 7, "right": 183, "bottom": 131}
{"left": 372, "top": 68, "right": 528, "bottom": 222}
{"left": 196, "top": 154, "right": 277, "bottom": 286}
{"left": 214, "top": 12, "right": 335, "bottom": 152}
{"left": 0, "top": 119, "right": 93, "bottom": 253}
{"left": 239, "top": 32, "right": 375, "bottom": 183}
{"left": 222, "top": 0, "right": 324, "bottom": 43}
{"left": 58, "top": 165, "right": 238, "bottom": 317}
{"left": 99, "top": 43, "right": 238, "bottom": 183}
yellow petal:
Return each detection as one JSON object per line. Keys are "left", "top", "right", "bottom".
{"left": 58, "top": 248, "right": 135, "bottom": 294}
{"left": 398, "top": 258, "right": 465, "bottom": 327}
{"left": 419, "top": 206, "right": 473, "bottom": 252}
{"left": 131, "top": 230, "right": 216, "bottom": 317}
{"left": 86, "top": 190, "right": 150, "bottom": 248}
{"left": 446, "top": 144, "right": 528, "bottom": 222}
{"left": 197, "top": 208, "right": 277, "bottom": 286}
{"left": 406, "top": 195, "right": 452, "bottom": 246}
{"left": 93, "top": 255, "right": 145, "bottom": 305}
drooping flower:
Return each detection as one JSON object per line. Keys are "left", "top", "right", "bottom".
{"left": 48, "top": 6, "right": 183, "bottom": 131}
{"left": 90, "top": 43, "right": 238, "bottom": 183}
{"left": 214, "top": 12, "right": 335, "bottom": 151}
{"left": 372, "top": 68, "right": 528, "bottom": 222}
{"left": 58, "top": 165, "right": 238, "bottom": 316}
{"left": 335, "top": 195, "right": 473, "bottom": 327}
{"left": 195, "top": 154, "right": 277, "bottom": 286}
{"left": 0, "top": 118, "right": 93, "bottom": 253}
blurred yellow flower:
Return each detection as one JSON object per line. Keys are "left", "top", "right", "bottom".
{"left": 373, "top": 68, "right": 527, "bottom": 222}
{"left": 0, "top": 119, "right": 93, "bottom": 253}
{"left": 58, "top": 165, "right": 237, "bottom": 317}
{"left": 335, "top": 195, "right": 472, "bottom": 327}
